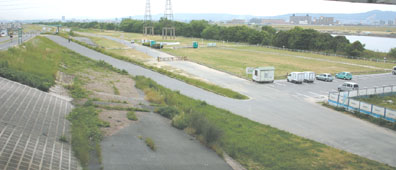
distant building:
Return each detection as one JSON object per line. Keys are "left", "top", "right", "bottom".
{"left": 379, "top": 20, "right": 386, "bottom": 25}
{"left": 62, "top": 16, "right": 66, "bottom": 22}
{"left": 261, "top": 19, "right": 287, "bottom": 25}
{"left": 313, "top": 16, "right": 335, "bottom": 25}
{"left": 227, "top": 19, "right": 246, "bottom": 25}
{"left": 389, "top": 20, "right": 394, "bottom": 26}
{"left": 289, "top": 14, "right": 312, "bottom": 25}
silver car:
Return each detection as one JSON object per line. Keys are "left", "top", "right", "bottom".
{"left": 393, "top": 66, "right": 396, "bottom": 75}
{"left": 338, "top": 82, "right": 359, "bottom": 92}
{"left": 316, "top": 73, "right": 333, "bottom": 82}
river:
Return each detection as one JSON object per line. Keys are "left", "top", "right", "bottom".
{"left": 343, "top": 35, "right": 396, "bottom": 53}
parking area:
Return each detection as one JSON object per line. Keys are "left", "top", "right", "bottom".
{"left": 0, "top": 77, "right": 79, "bottom": 170}
{"left": 269, "top": 73, "right": 396, "bottom": 101}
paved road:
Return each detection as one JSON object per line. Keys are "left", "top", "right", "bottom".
{"left": 0, "top": 34, "right": 37, "bottom": 51}
{"left": 47, "top": 35, "right": 396, "bottom": 167}
{"left": 0, "top": 77, "right": 79, "bottom": 170}
{"left": 102, "top": 112, "right": 231, "bottom": 170}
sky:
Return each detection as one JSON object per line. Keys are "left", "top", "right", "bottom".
{"left": 0, "top": 0, "right": 396, "bottom": 20}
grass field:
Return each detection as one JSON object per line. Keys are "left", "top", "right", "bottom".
{"left": 76, "top": 29, "right": 393, "bottom": 80}
{"left": 162, "top": 46, "right": 392, "bottom": 79}
{"left": 358, "top": 94, "right": 396, "bottom": 110}
{"left": 135, "top": 76, "right": 394, "bottom": 170}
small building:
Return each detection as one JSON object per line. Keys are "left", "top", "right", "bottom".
{"left": 252, "top": 67, "right": 275, "bottom": 83}
{"left": 290, "top": 14, "right": 312, "bottom": 25}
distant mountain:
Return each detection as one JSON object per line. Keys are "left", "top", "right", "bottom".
{"left": 130, "top": 10, "right": 396, "bottom": 24}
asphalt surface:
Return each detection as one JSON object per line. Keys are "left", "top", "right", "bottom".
{"left": 47, "top": 35, "right": 396, "bottom": 167}
{"left": 102, "top": 112, "right": 231, "bottom": 170}
{"left": 0, "top": 34, "right": 37, "bottom": 51}
{"left": 0, "top": 77, "right": 79, "bottom": 170}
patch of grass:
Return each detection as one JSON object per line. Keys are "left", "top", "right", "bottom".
{"left": 109, "top": 81, "right": 120, "bottom": 95}
{"left": 94, "top": 105, "right": 149, "bottom": 112}
{"left": 0, "top": 36, "right": 63, "bottom": 91}
{"left": 357, "top": 94, "right": 396, "bottom": 110}
{"left": 322, "top": 102, "right": 396, "bottom": 131}
{"left": 127, "top": 111, "right": 138, "bottom": 121}
{"left": 64, "top": 33, "right": 248, "bottom": 100}
{"left": 64, "top": 78, "right": 89, "bottom": 99}
{"left": 144, "top": 137, "right": 156, "bottom": 151}
{"left": 67, "top": 106, "right": 103, "bottom": 167}
{"left": 134, "top": 75, "right": 394, "bottom": 170}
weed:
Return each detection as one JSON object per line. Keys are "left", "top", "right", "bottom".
{"left": 145, "top": 137, "right": 156, "bottom": 151}
{"left": 127, "top": 111, "right": 138, "bottom": 121}
{"left": 59, "top": 135, "right": 68, "bottom": 143}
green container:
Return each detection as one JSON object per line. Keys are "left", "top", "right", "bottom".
{"left": 150, "top": 40, "right": 156, "bottom": 47}
{"left": 193, "top": 41, "right": 199, "bottom": 48}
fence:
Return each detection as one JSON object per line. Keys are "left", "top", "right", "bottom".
{"left": 328, "top": 85, "right": 396, "bottom": 122}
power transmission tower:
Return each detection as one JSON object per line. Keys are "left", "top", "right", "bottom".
{"left": 162, "top": 0, "right": 175, "bottom": 39}
{"left": 164, "top": 0, "right": 173, "bottom": 21}
{"left": 143, "top": 0, "right": 154, "bottom": 36}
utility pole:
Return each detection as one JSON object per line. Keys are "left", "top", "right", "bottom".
{"left": 162, "top": 0, "right": 175, "bottom": 39}
{"left": 143, "top": 0, "right": 154, "bottom": 36}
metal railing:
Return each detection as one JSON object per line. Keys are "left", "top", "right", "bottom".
{"left": 328, "top": 85, "right": 396, "bottom": 122}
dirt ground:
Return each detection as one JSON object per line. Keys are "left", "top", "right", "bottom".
{"left": 78, "top": 70, "right": 148, "bottom": 136}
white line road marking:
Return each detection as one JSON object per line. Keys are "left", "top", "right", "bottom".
{"left": 274, "top": 82, "right": 286, "bottom": 86}
{"left": 296, "top": 92, "right": 311, "bottom": 98}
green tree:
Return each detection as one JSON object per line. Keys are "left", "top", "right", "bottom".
{"left": 346, "top": 41, "right": 365, "bottom": 57}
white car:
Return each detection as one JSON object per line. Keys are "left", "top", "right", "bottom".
{"left": 338, "top": 82, "right": 359, "bottom": 92}
{"left": 392, "top": 66, "right": 396, "bottom": 75}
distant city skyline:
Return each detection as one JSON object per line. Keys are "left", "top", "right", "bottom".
{"left": 0, "top": 0, "right": 395, "bottom": 20}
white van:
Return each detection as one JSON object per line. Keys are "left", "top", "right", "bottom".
{"left": 303, "top": 71, "right": 315, "bottom": 83}
{"left": 287, "top": 72, "right": 304, "bottom": 84}
{"left": 338, "top": 82, "right": 359, "bottom": 92}
{"left": 252, "top": 67, "right": 275, "bottom": 83}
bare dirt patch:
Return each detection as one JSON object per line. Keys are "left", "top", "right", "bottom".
{"left": 80, "top": 70, "right": 145, "bottom": 136}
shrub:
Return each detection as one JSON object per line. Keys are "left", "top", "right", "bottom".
{"left": 189, "top": 113, "right": 208, "bottom": 135}
{"left": 59, "top": 135, "right": 68, "bottom": 143}
{"left": 127, "top": 111, "right": 138, "bottom": 121}
{"left": 155, "top": 106, "right": 180, "bottom": 119}
{"left": 145, "top": 137, "right": 156, "bottom": 151}
{"left": 171, "top": 112, "right": 188, "bottom": 129}
{"left": 203, "top": 123, "right": 223, "bottom": 144}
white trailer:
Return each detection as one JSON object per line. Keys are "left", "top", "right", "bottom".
{"left": 287, "top": 72, "right": 304, "bottom": 84}
{"left": 252, "top": 67, "right": 275, "bottom": 83}
{"left": 303, "top": 71, "right": 315, "bottom": 83}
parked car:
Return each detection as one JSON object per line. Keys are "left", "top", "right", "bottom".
{"left": 336, "top": 72, "right": 352, "bottom": 80}
{"left": 338, "top": 82, "right": 359, "bottom": 92}
{"left": 303, "top": 71, "right": 315, "bottom": 83}
{"left": 287, "top": 72, "right": 304, "bottom": 84}
{"left": 131, "top": 40, "right": 135, "bottom": 44}
{"left": 316, "top": 73, "right": 333, "bottom": 82}
{"left": 393, "top": 66, "right": 396, "bottom": 75}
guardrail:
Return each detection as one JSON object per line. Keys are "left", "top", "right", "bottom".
{"left": 328, "top": 85, "right": 396, "bottom": 122}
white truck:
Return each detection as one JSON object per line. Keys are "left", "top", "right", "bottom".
{"left": 303, "top": 71, "right": 315, "bottom": 83}
{"left": 252, "top": 67, "right": 275, "bottom": 83}
{"left": 287, "top": 72, "right": 304, "bottom": 84}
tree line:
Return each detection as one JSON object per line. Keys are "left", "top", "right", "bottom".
{"left": 37, "top": 19, "right": 395, "bottom": 59}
